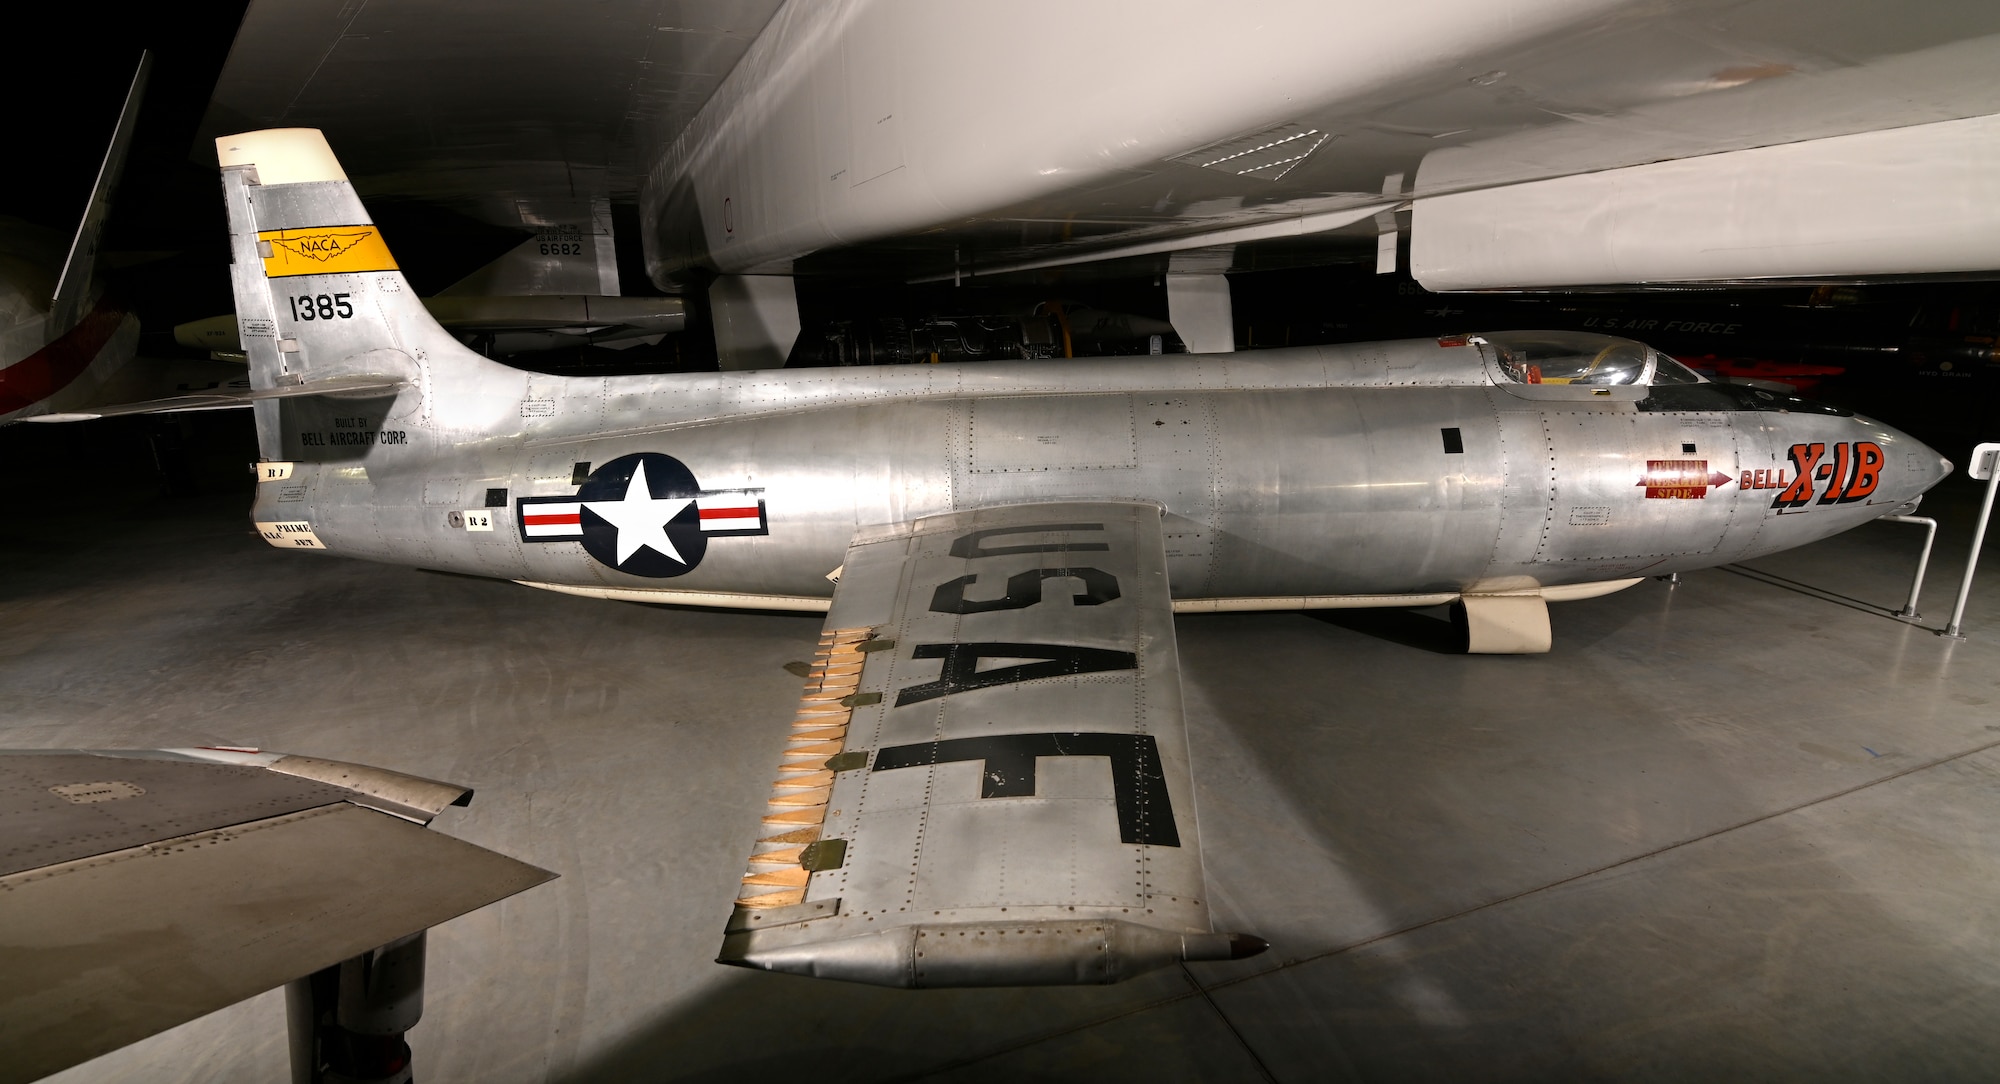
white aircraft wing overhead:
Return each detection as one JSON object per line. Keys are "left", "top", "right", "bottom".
{"left": 200, "top": 0, "right": 786, "bottom": 231}
{"left": 200, "top": 0, "right": 2000, "bottom": 292}
{"left": 647, "top": 0, "right": 2000, "bottom": 288}
{"left": 0, "top": 748, "right": 555, "bottom": 1084}
{"left": 719, "top": 501, "right": 1264, "bottom": 987}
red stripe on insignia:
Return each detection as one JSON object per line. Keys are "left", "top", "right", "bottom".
{"left": 699, "top": 507, "right": 759, "bottom": 520}
{"left": 524, "top": 513, "right": 581, "bottom": 525}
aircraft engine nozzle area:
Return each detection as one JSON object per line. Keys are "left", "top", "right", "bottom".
{"left": 719, "top": 918, "right": 1268, "bottom": 988}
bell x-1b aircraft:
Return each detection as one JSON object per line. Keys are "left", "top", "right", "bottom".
{"left": 214, "top": 127, "right": 1950, "bottom": 989}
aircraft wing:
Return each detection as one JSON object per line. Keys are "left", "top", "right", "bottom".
{"left": 718, "top": 501, "right": 1264, "bottom": 987}
{"left": 200, "top": 2, "right": 2000, "bottom": 293}
{"left": 0, "top": 748, "right": 554, "bottom": 1084}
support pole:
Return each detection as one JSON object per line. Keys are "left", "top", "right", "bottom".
{"left": 287, "top": 932, "right": 426, "bottom": 1084}
{"left": 1945, "top": 442, "right": 2000, "bottom": 639}
{"left": 1165, "top": 272, "right": 1234, "bottom": 354}
{"left": 1876, "top": 515, "right": 1938, "bottom": 619}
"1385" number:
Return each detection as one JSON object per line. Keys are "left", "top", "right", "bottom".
{"left": 289, "top": 293, "right": 354, "bottom": 321}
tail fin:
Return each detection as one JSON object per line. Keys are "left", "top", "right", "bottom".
{"left": 214, "top": 128, "right": 519, "bottom": 455}
{"left": 51, "top": 52, "right": 150, "bottom": 331}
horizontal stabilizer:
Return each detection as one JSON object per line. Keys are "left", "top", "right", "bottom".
{"left": 22, "top": 372, "right": 406, "bottom": 422}
{"left": 175, "top": 295, "right": 686, "bottom": 358}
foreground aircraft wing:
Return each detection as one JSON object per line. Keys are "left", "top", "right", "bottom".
{"left": 718, "top": 501, "right": 1264, "bottom": 987}
{"left": 0, "top": 748, "right": 554, "bottom": 1084}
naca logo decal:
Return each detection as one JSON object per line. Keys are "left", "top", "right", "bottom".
{"left": 1766, "top": 441, "right": 1883, "bottom": 509}
{"left": 516, "top": 452, "right": 767, "bottom": 577}
{"left": 256, "top": 225, "right": 399, "bottom": 278}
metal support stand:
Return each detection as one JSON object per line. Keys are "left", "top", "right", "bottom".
{"left": 287, "top": 932, "right": 426, "bottom": 1084}
{"left": 1876, "top": 515, "right": 1938, "bottom": 619}
{"left": 1944, "top": 442, "right": 2000, "bottom": 639}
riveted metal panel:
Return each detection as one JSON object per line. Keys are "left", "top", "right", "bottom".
{"left": 719, "top": 501, "right": 1231, "bottom": 986}
{"left": 1537, "top": 411, "right": 1738, "bottom": 564}
{"left": 0, "top": 754, "right": 350, "bottom": 877}
{"left": 0, "top": 803, "right": 552, "bottom": 1084}
{"left": 969, "top": 394, "right": 1137, "bottom": 473}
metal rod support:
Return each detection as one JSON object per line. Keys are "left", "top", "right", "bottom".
{"left": 1945, "top": 443, "right": 2000, "bottom": 638}
{"left": 1876, "top": 515, "right": 1938, "bottom": 619}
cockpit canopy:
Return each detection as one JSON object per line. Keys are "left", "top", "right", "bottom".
{"left": 1477, "top": 331, "right": 1703, "bottom": 387}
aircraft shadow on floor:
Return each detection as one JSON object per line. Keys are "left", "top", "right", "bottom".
{"left": 1304, "top": 605, "right": 1464, "bottom": 655}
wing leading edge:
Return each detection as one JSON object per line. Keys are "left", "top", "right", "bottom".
{"left": 718, "top": 501, "right": 1265, "bottom": 987}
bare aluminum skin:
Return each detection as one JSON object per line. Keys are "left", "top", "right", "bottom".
{"left": 223, "top": 135, "right": 1951, "bottom": 606}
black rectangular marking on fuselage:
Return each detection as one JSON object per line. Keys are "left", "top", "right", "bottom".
{"left": 1441, "top": 427, "right": 1464, "bottom": 454}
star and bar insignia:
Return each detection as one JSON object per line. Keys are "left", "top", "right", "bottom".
{"left": 516, "top": 452, "right": 767, "bottom": 577}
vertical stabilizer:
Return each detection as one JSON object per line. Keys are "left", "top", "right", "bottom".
{"left": 51, "top": 52, "right": 150, "bottom": 331}
{"left": 214, "top": 128, "right": 525, "bottom": 456}
{"left": 438, "top": 194, "right": 620, "bottom": 297}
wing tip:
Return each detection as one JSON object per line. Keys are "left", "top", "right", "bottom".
{"left": 717, "top": 920, "right": 1270, "bottom": 988}
{"left": 1222, "top": 932, "right": 1271, "bottom": 960}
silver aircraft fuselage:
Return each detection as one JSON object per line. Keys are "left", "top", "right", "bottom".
{"left": 248, "top": 336, "right": 1949, "bottom": 607}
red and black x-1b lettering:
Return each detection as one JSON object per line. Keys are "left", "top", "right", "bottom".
{"left": 1770, "top": 441, "right": 1883, "bottom": 509}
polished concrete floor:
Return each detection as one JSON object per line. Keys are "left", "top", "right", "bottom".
{"left": 12, "top": 468, "right": 2000, "bottom": 1083}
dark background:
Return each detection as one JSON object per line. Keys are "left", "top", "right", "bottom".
{"left": 2, "top": 4, "right": 257, "bottom": 499}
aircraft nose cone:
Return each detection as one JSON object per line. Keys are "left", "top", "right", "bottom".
{"left": 1874, "top": 421, "right": 1952, "bottom": 504}
{"left": 1913, "top": 439, "right": 1951, "bottom": 488}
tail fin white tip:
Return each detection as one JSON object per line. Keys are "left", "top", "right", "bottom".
{"left": 215, "top": 128, "right": 349, "bottom": 185}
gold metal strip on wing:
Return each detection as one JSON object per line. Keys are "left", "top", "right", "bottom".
{"left": 735, "top": 626, "right": 876, "bottom": 909}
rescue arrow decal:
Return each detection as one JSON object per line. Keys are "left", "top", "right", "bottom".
{"left": 1637, "top": 459, "right": 1734, "bottom": 499}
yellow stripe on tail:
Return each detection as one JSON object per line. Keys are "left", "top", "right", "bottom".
{"left": 257, "top": 225, "right": 397, "bottom": 278}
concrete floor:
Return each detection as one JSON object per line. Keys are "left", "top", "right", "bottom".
{"left": 12, "top": 470, "right": 2000, "bottom": 1083}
